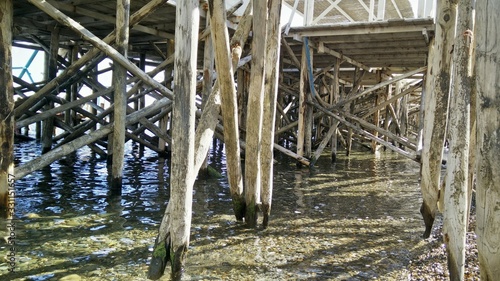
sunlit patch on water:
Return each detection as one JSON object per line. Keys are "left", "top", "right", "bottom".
{"left": 1, "top": 141, "right": 426, "bottom": 280}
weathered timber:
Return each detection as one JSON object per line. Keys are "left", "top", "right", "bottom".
{"left": 0, "top": 0, "right": 14, "bottom": 214}
{"left": 244, "top": 0, "right": 268, "bottom": 227}
{"left": 15, "top": 98, "right": 171, "bottom": 179}
{"left": 208, "top": 0, "right": 245, "bottom": 220}
{"left": 16, "top": 0, "right": 167, "bottom": 117}
{"left": 419, "top": 0, "right": 455, "bottom": 238}
{"left": 148, "top": 0, "right": 199, "bottom": 279}
{"left": 261, "top": 0, "right": 282, "bottom": 228}
{"left": 442, "top": 1, "right": 473, "bottom": 279}
{"left": 313, "top": 102, "right": 418, "bottom": 161}
{"left": 110, "top": 0, "right": 130, "bottom": 191}
{"left": 474, "top": 1, "right": 500, "bottom": 279}
{"left": 41, "top": 27, "right": 60, "bottom": 154}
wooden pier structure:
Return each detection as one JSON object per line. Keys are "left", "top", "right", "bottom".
{"left": 1, "top": 0, "right": 499, "bottom": 280}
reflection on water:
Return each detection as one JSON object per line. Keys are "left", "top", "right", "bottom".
{"left": 1, "top": 140, "right": 426, "bottom": 280}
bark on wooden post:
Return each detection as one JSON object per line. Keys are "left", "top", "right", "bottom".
{"left": 110, "top": 0, "right": 130, "bottom": 191}
{"left": 442, "top": 0, "right": 473, "bottom": 279}
{"left": 207, "top": 0, "right": 245, "bottom": 220}
{"left": 419, "top": 0, "right": 456, "bottom": 238}
{"left": 261, "top": 0, "right": 282, "bottom": 228}
{"left": 0, "top": 0, "right": 14, "bottom": 214}
{"left": 148, "top": 0, "right": 199, "bottom": 279}
{"left": 474, "top": 1, "right": 500, "bottom": 279}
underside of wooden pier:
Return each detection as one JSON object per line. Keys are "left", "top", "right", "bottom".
{"left": 10, "top": 0, "right": 434, "bottom": 179}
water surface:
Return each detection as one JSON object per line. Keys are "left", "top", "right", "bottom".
{"left": 1, "top": 141, "right": 427, "bottom": 280}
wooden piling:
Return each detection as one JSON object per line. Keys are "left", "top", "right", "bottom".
{"left": 148, "top": 0, "right": 199, "bottom": 279}
{"left": 0, "top": 0, "right": 14, "bottom": 214}
{"left": 474, "top": 1, "right": 500, "bottom": 279}
{"left": 110, "top": 0, "right": 130, "bottom": 191}
{"left": 261, "top": 0, "right": 283, "bottom": 228}
{"left": 244, "top": 0, "right": 268, "bottom": 227}
{"left": 41, "top": 27, "right": 59, "bottom": 154}
{"left": 419, "top": 0, "right": 456, "bottom": 238}
{"left": 443, "top": 0, "right": 473, "bottom": 278}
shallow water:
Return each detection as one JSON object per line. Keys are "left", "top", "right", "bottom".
{"left": 1, "top": 141, "right": 427, "bottom": 280}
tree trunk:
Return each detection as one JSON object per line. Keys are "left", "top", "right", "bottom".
{"left": 0, "top": 0, "right": 14, "bottom": 215}
{"left": 419, "top": 0, "right": 456, "bottom": 238}
{"left": 442, "top": 0, "right": 473, "bottom": 279}
{"left": 474, "top": 1, "right": 500, "bottom": 280}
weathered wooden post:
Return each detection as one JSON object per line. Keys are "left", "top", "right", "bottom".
{"left": 245, "top": 0, "right": 268, "bottom": 227}
{"left": 474, "top": 1, "right": 500, "bottom": 279}
{"left": 148, "top": 0, "right": 199, "bottom": 279}
{"left": 261, "top": 0, "right": 282, "bottom": 228}
{"left": 442, "top": 0, "right": 474, "bottom": 279}
{"left": 208, "top": 0, "right": 245, "bottom": 220}
{"left": 419, "top": 0, "right": 456, "bottom": 238}
{"left": 0, "top": 0, "right": 14, "bottom": 214}
{"left": 41, "top": 27, "right": 60, "bottom": 154}
{"left": 110, "top": 0, "right": 130, "bottom": 191}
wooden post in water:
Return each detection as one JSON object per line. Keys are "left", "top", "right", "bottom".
{"left": 245, "top": 0, "right": 268, "bottom": 227}
{"left": 148, "top": 0, "right": 199, "bottom": 279}
{"left": 207, "top": 0, "right": 245, "bottom": 220}
{"left": 0, "top": 0, "right": 14, "bottom": 214}
{"left": 110, "top": 0, "right": 130, "bottom": 191}
{"left": 419, "top": 0, "right": 456, "bottom": 238}
{"left": 474, "top": 1, "right": 500, "bottom": 279}
{"left": 443, "top": 0, "right": 473, "bottom": 279}
{"left": 261, "top": 0, "right": 282, "bottom": 228}
{"left": 330, "top": 58, "right": 340, "bottom": 162}
{"left": 158, "top": 40, "right": 174, "bottom": 155}
{"left": 41, "top": 27, "right": 59, "bottom": 154}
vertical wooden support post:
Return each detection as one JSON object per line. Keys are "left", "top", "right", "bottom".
{"left": 207, "top": 0, "right": 245, "bottom": 220}
{"left": 0, "top": 0, "right": 15, "bottom": 213}
{"left": 159, "top": 40, "right": 174, "bottom": 154}
{"left": 475, "top": 1, "right": 500, "bottom": 279}
{"left": 138, "top": 53, "right": 147, "bottom": 154}
{"left": 443, "top": 0, "right": 473, "bottom": 279}
{"left": 200, "top": 10, "right": 214, "bottom": 175}
{"left": 419, "top": 0, "right": 456, "bottom": 238}
{"left": 111, "top": 0, "right": 130, "bottom": 191}
{"left": 330, "top": 58, "right": 340, "bottom": 162}
{"left": 41, "top": 27, "right": 59, "bottom": 154}
{"left": 169, "top": 0, "right": 198, "bottom": 277}
{"left": 66, "top": 44, "right": 79, "bottom": 127}
{"left": 245, "top": 0, "right": 268, "bottom": 227}
{"left": 372, "top": 71, "right": 381, "bottom": 153}
{"left": 149, "top": 1, "right": 199, "bottom": 279}
{"left": 297, "top": 46, "right": 307, "bottom": 161}
{"left": 261, "top": 0, "right": 282, "bottom": 228}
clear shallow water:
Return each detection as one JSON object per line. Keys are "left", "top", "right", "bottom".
{"left": 1, "top": 140, "right": 427, "bottom": 280}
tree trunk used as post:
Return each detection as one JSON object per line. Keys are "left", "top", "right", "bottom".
{"left": 474, "top": 1, "right": 500, "bottom": 279}
{"left": 0, "top": 0, "right": 15, "bottom": 215}
{"left": 208, "top": 0, "right": 245, "bottom": 220}
{"left": 419, "top": 0, "right": 456, "bottom": 238}
{"left": 42, "top": 26, "right": 60, "bottom": 154}
{"left": 148, "top": 1, "right": 199, "bottom": 280}
{"left": 245, "top": 0, "right": 268, "bottom": 227}
{"left": 260, "top": 0, "right": 282, "bottom": 228}
{"left": 442, "top": 0, "right": 473, "bottom": 279}
{"left": 110, "top": 0, "right": 130, "bottom": 191}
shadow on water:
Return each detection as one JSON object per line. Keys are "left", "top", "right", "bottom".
{"left": 1, "top": 140, "right": 428, "bottom": 280}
